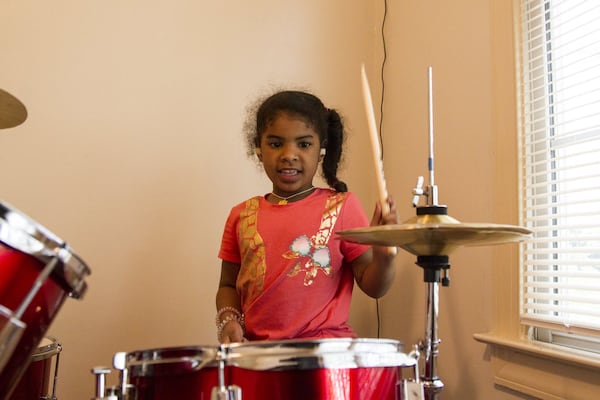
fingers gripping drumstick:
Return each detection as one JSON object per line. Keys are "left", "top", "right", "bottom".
{"left": 360, "top": 64, "right": 397, "bottom": 256}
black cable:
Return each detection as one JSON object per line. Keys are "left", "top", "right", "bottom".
{"left": 379, "top": 0, "right": 388, "bottom": 159}
{"left": 376, "top": 0, "right": 388, "bottom": 340}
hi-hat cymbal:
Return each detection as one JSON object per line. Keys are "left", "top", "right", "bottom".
{"left": 0, "top": 89, "right": 28, "bottom": 129}
{"left": 337, "top": 214, "right": 532, "bottom": 256}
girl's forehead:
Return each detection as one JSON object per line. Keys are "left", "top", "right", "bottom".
{"left": 263, "top": 115, "right": 318, "bottom": 137}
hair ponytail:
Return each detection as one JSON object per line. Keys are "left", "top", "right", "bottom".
{"left": 322, "top": 109, "right": 347, "bottom": 192}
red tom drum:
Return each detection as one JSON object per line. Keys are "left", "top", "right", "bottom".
{"left": 124, "top": 345, "right": 219, "bottom": 400}
{"left": 9, "top": 336, "right": 61, "bottom": 400}
{"left": 121, "top": 338, "right": 415, "bottom": 400}
{"left": 0, "top": 200, "right": 90, "bottom": 398}
{"left": 224, "top": 338, "right": 415, "bottom": 400}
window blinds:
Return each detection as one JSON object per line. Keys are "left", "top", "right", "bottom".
{"left": 517, "top": 0, "right": 600, "bottom": 336}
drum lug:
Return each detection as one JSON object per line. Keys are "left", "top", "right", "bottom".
{"left": 399, "top": 344, "right": 425, "bottom": 400}
{"left": 211, "top": 385, "right": 242, "bottom": 400}
{"left": 90, "top": 355, "right": 131, "bottom": 400}
{"left": 400, "top": 380, "right": 425, "bottom": 400}
{"left": 91, "top": 366, "right": 112, "bottom": 399}
{"left": 112, "top": 352, "right": 136, "bottom": 399}
{"left": 210, "top": 385, "right": 242, "bottom": 400}
{"left": 212, "top": 345, "right": 241, "bottom": 400}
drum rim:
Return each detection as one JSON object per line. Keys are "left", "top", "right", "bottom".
{"left": 31, "top": 336, "right": 62, "bottom": 361}
{"left": 125, "top": 345, "right": 218, "bottom": 362}
{"left": 226, "top": 337, "right": 403, "bottom": 349}
{"left": 123, "top": 338, "right": 416, "bottom": 375}
{"left": 223, "top": 337, "right": 416, "bottom": 370}
{"left": 0, "top": 200, "right": 91, "bottom": 297}
{"left": 124, "top": 345, "right": 219, "bottom": 377}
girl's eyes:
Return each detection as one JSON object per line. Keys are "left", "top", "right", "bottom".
{"left": 266, "top": 141, "right": 314, "bottom": 149}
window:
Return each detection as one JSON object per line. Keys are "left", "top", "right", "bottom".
{"left": 517, "top": 0, "right": 600, "bottom": 350}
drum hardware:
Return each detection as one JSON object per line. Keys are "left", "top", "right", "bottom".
{"left": 400, "top": 345, "right": 425, "bottom": 400}
{"left": 112, "top": 352, "right": 132, "bottom": 399}
{"left": 338, "top": 67, "right": 532, "bottom": 400}
{"left": 42, "top": 341, "right": 61, "bottom": 400}
{"left": 0, "top": 88, "right": 27, "bottom": 130}
{"left": 211, "top": 345, "right": 241, "bottom": 400}
{"left": 90, "top": 366, "right": 117, "bottom": 400}
{"left": 0, "top": 305, "right": 26, "bottom": 374}
{"left": 89, "top": 352, "right": 134, "bottom": 399}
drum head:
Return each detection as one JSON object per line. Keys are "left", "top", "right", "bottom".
{"left": 126, "top": 345, "right": 219, "bottom": 377}
{"left": 224, "top": 338, "right": 416, "bottom": 370}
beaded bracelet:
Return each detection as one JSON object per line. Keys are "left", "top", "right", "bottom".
{"left": 216, "top": 307, "right": 245, "bottom": 342}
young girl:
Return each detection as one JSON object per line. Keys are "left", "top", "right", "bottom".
{"left": 215, "top": 90, "right": 398, "bottom": 343}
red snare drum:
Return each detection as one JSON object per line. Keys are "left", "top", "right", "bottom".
{"left": 0, "top": 201, "right": 90, "bottom": 399}
{"left": 9, "top": 336, "right": 62, "bottom": 400}
{"left": 124, "top": 346, "right": 219, "bottom": 400}
{"left": 224, "top": 338, "right": 415, "bottom": 400}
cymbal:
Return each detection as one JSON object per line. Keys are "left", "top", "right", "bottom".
{"left": 0, "top": 89, "right": 27, "bottom": 129}
{"left": 337, "top": 214, "right": 532, "bottom": 256}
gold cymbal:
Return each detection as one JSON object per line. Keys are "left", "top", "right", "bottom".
{"left": 337, "top": 214, "right": 532, "bottom": 256}
{"left": 0, "top": 89, "right": 27, "bottom": 129}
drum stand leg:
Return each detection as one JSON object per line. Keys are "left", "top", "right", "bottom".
{"left": 46, "top": 347, "right": 61, "bottom": 400}
{"left": 211, "top": 345, "right": 241, "bottom": 400}
{"left": 416, "top": 256, "right": 449, "bottom": 400}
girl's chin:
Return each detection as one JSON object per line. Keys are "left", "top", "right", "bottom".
{"left": 277, "top": 175, "right": 302, "bottom": 186}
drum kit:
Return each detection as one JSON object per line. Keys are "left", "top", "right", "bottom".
{"left": 1, "top": 81, "right": 531, "bottom": 400}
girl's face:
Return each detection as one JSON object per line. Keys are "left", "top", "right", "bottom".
{"left": 257, "top": 113, "right": 322, "bottom": 197}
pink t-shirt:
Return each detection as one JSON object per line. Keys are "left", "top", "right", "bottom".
{"left": 218, "top": 188, "right": 370, "bottom": 340}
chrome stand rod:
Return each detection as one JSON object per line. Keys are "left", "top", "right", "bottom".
{"left": 416, "top": 254, "right": 448, "bottom": 399}
{"left": 421, "top": 281, "right": 443, "bottom": 399}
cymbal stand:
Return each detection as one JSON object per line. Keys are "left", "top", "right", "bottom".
{"left": 411, "top": 66, "right": 447, "bottom": 400}
{"left": 415, "top": 253, "right": 448, "bottom": 400}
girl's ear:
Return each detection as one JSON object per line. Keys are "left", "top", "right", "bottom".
{"left": 255, "top": 148, "right": 262, "bottom": 161}
{"left": 319, "top": 148, "right": 326, "bottom": 161}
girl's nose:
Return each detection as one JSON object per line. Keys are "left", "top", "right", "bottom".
{"left": 281, "top": 144, "right": 298, "bottom": 161}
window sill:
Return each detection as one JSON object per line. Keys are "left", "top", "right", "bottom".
{"left": 474, "top": 332, "right": 600, "bottom": 400}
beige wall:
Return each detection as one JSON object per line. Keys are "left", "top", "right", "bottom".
{"left": 0, "top": 1, "right": 569, "bottom": 399}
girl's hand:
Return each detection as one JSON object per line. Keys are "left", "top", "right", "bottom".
{"left": 370, "top": 196, "right": 399, "bottom": 227}
{"left": 220, "top": 320, "right": 245, "bottom": 344}
{"left": 370, "top": 196, "right": 399, "bottom": 258}
{"left": 351, "top": 196, "right": 399, "bottom": 298}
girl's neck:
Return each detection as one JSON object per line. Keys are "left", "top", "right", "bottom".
{"left": 269, "top": 186, "right": 316, "bottom": 205}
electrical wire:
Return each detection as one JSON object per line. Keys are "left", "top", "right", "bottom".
{"left": 376, "top": 0, "right": 388, "bottom": 340}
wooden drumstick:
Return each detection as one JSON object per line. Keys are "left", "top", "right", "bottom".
{"left": 361, "top": 64, "right": 397, "bottom": 255}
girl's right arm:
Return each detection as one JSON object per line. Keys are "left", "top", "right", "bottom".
{"left": 216, "top": 260, "right": 245, "bottom": 343}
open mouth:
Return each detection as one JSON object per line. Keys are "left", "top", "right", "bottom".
{"left": 279, "top": 168, "right": 299, "bottom": 176}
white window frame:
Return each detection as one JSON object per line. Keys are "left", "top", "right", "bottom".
{"left": 517, "top": 0, "right": 600, "bottom": 347}
{"left": 473, "top": 1, "right": 600, "bottom": 399}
